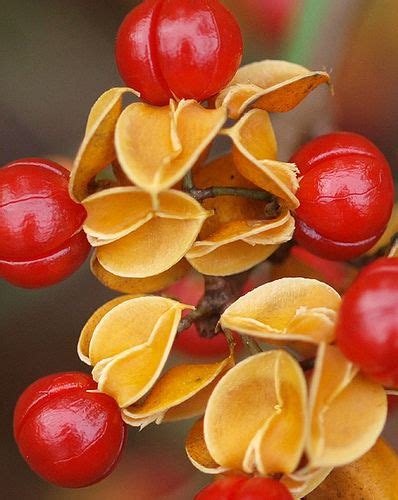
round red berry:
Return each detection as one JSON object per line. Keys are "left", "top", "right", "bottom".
{"left": 115, "top": 0, "right": 243, "bottom": 105}
{"left": 14, "top": 372, "right": 126, "bottom": 488}
{"left": 195, "top": 476, "right": 293, "bottom": 500}
{"left": 336, "top": 258, "right": 398, "bottom": 387}
{"left": 166, "top": 274, "right": 242, "bottom": 358}
{"left": 292, "top": 132, "right": 394, "bottom": 260}
{"left": 0, "top": 158, "right": 90, "bottom": 288}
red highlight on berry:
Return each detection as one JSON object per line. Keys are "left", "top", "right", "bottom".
{"left": 292, "top": 132, "right": 394, "bottom": 261}
{"left": 14, "top": 372, "right": 126, "bottom": 488}
{"left": 0, "top": 158, "right": 90, "bottom": 288}
{"left": 115, "top": 0, "right": 243, "bottom": 105}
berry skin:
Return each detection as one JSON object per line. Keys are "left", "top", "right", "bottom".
{"left": 292, "top": 132, "right": 394, "bottom": 261}
{"left": 195, "top": 476, "right": 293, "bottom": 500}
{"left": 0, "top": 158, "right": 90, "bottom": 288}
{"left": 336, "top": 258, "right": 398, "bottom": 387}
{"left": 166, "top": 274, "right": 242, "bottom": 358}
{"left": 115, "top": 0, "right": 243, "bottom": 105}
{"left": 14, "top": 372, "right": 126, "bottom": 488}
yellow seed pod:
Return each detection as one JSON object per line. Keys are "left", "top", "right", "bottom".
{"left": 186, "top": 419, "right": 228, "bottom": 474}
{"left": 82, "top": 187, "right": 210, "bottom": 278}
{"left": 216, "top": 60, "right": 330, "bottom": 119}
{"left": 223, "top": 110, "right": 299, "bottom": 208}
{"left": 122, "top": 353, "right": 234, "bottom": 427}
{"left": 115, "top": 99, "right": 226, "bottom": 195}
{"left": 70, "top": 87, "right": 138, "bottom": 201}
{"left": 221, "top": 278, "right": 340, "bottom": 346}
{"left": 91, "top": 254, "right": 190, "bottom": 294}
{"left": 307, "top": 439, "right": 398, "bottom": 499}
{"left": 187, "top": 212, "right": 294, "bottom": 276}
{"left": 307, "top": 344, "right": 387, "bottom": 469}
{"left": 79, "top": 296, "right": 192, "bottom": 407}
{"left": 203, "top": 351, "right": 307, "bottom": 474}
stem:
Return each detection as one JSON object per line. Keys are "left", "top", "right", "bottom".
{"left": 189, "top": 186, "right": 276, "bottom": 203}
{"left": 242, "top": 335, "right": 263, "bottom": 355}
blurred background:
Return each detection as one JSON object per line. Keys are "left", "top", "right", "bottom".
{"left": 1, "top": 0, "right": 397, "bottom": 498}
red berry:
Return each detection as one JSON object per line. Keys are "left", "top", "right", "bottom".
{"left": 244, "top": 0, "right": 298, "bottom": 41}
{"left": 115, "top": 0, "right": 243, "bottom": 105}
{"left": 195, "top": 476, "right": 248, "bottom": 500}
{"left": 336, "top": 258, "right": 398, "bottom": 387}
{"left": 292, "top": 132, "right": 394, "bottom": 260}
{"left": 166, "top": 274, "right": 242, "bottom": 358}
{"left": 0, "top": 158, "right": 90, "bottom": 288}
{"left": 14, "top": 372, "right": 126, "bottom": 488}
{"left": 196, "top": 476, "right": 293, "bottom": 500}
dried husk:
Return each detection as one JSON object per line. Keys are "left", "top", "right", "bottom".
{"left": 216, "top": 60, "right": 330, "bottom": 119}
{"left": 91, "top": 254, "right": 190, "bottom": 294}
{"left": 70, "top": 87, "right": 137, "bottom": 201}
{"left": 122, "top": 353, "right": 233, "bottom": 427}
{"left": 203, "top": 351, "right": 307, "bottom": 474}
{"left": 223, "top": 110, "right": 299, "bottom": 208}
{"left": 82, "top": 187, "right": 210, "bottom": 278}
{"left": 307, "top": 344, "right": 387, "bottom": 469}
{"left": 307, "top": 439, "right": 398, "bottom": 499}
{"left": 80, "top": 296, "right": 191, "bottom": 407}
{"left": 115, "top": 100, "right": 226, "bottom": 195}
{"left": 221, "top": 278, "right": 340, "bottom": 346}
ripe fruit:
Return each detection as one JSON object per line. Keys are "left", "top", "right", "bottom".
{"left": 166, "top": 273, "right": 242, "bottom": 358}
{"left": 336, "top": 258, "right": 398, "bottom": 387}
{"left": 195, "top": 476, "right": 293, "bottom": 499}
{"left": 14, "top": 372, "right": 126, "bottom": 488}
{"left": 0, "top": 158, "right": 90, "bottom": 288}
{"left": 115, "top": 0, "right": 243, "bottom": 105}
{"left": 292, "top": 132, "right": 394, "bottom": 260}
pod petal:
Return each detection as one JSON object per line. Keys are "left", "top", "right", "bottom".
{"left": 307, "top": 344, "right": 387, "bottom": 468}
{"left": 216, "top": 60, "right": 330, "bottom": 118}
{"left": 221, "top": 278, "right": 340, "bottom": 345}
{"left": 70, "top": 88, "right": 137, "bottom": 201}
{"left": 186, "top": 419, "right": 227, "bottom": 474}
{"left": 115, "top": 100, "right": 226, "bottom": 194}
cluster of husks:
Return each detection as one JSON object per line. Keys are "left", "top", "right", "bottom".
{"left": 69, "top": 60, "right": 329, "bottom": 292}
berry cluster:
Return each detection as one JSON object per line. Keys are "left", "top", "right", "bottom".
{"left": 6, "top": 0, "right": 398, "bottom": 498}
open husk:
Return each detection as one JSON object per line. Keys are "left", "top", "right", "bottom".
{"left": 216, "top": 60, "right": 330, "bottom": 119}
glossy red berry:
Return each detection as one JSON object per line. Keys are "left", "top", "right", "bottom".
{"left": 115, "top": 0, "right": 243, "bottom": 105}
{"left": 0, "top": 158, "right": 90, "bottom": 288}
{"left": 336, "top": 258, "right": 398, "bottom": 387}
{"left": 292, "top": 132, "right": 394, "bottom": 260}
{"left": 195, "top": 476, "right": 293, "bottom": 500}
{"left": 14, "top": 372, "right": 126, "bottom": 488}
{"left": 166, "top": 274, "right": 242, "bottom": 358}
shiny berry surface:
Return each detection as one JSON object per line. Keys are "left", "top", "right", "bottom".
{"left": 292, "top": 132, "right": 394, "bottom": 260}
{"left": 195, "top": 476, "right": 293, "bottom": 500}
{"left": 166, "top": 274, "right": 242, "bottom": 358}
{"left": 14, "top": 372, "right": 126, "bottom": 488}
{"left": 115, "top": 0, "right": 243, "bottom": 105}
{"left": 336, "top": 258, "right": 398, "bottom": 387}
{"left": 0, "top": 158, "right": 89, "bottom": 288}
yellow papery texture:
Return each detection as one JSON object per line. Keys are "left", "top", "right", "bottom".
{"left": 82, "top": 188, "right": 209, "bottom": 278}
{"left": 186, "top": 155, "right": 295, "bottom": 276}
{"left": 78, "top": 294, "right": 137, "bottom": 365}
{"left": 221, "top": 278, "right": 340, "bottom": 345}
{"left": 115, "top": 100, "right": 226, "bottom": 195}
{"left": 122, "top": 354, "right": 233, "bottom": 427}
{"left": 70, "top": 88, "right": 137, "bottom": 201}
{"left": 216, "top": 60, "right": 330, "bottom": 119}
{"left": 78, "top": 296, "right": 191, "bottom": 407}
{"left": 223, "top": 110, "right": 299, "bottom": 208}
{"left": 203, "top": 351, "right": 306, "bottom": 474}
{"left": 282, "top": 468, "right": 333, "bottom": 499}
{"left": 307, "top": 439, "right": 398, "bottom": 499}
{"left": 91, "top": 254, "right": 190, "bottom": 294}
{"left": 186, "top": 419, "right": 228, "bottom": 474}
{"left": 307, "top": 344, "right": 387, "bottom": 469}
